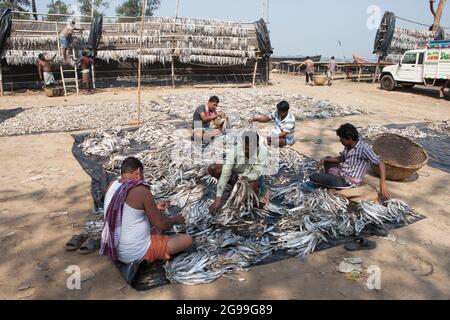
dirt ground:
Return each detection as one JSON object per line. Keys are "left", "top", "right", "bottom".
{"left": 0, "top": 74, "right": 449, "bottom": 300}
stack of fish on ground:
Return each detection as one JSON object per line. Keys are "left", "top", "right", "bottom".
{"left": 0, "top": 101, "right": 168, "bottom": 137}
{"left": 158, "top": 90, "right": 365, "bottom": 128}
{"left": 360, "top": 121, "right": 450, "bottom": 141}
{"left": 79, "top": 124, "right": 419, "bottom": 285}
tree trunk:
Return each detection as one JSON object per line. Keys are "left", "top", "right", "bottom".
{"left": 431, "top": 0, "right": 447, "bottom": 31}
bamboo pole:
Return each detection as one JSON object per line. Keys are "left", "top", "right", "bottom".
{"left": 252, "top": 58, "right": 259, "bottom": 87}
{"left": 136, "top": 0, "right": 147, "bottom": 126}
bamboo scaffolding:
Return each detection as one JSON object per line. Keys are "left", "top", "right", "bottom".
{"left": 136, "top": 0, "right": 147, "bottom": 126}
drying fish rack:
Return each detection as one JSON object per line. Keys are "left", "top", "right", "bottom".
{"left": 371, "top": 133, "right": 428, "bottom": 181}
{"left": 1, "top": 13, "right": 270, "bottom": 90}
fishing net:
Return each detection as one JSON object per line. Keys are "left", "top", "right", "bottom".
{"left": 72, "top": 126, "right": 426, "bottom": 291}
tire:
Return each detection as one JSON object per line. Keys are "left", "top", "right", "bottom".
{"left": 381, "top": 74, "right": 395, "bottom": 91}
{"left": 400, "top": 83, "right": 415, "bottom": 88}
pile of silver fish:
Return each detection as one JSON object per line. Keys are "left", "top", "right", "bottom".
{"left": 360, "top": 124, "right": 430, "bottom": 140}
{"left": 361, "top": 122, "right": 450, "bottom": 142}
{"left": 0, "top": 101, "right": 169, "bottom": 136}
{"left": 158, "top": 90, "right": 365, "bottom": 128}
{"left": 80, "top": 124, "right": 420, "bottom": 285}
{"left": 428, "top": 120, "right": 450, "bottom": 136}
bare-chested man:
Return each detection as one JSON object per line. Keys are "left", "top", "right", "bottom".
{"left": 37, "top": 53, "right": 57, "bottom": 86}
{"left": 78, "top": 50, "right": 93, "bottom": 94}
{"left": 298, "top": 56, "right": 315, "bottom": 86}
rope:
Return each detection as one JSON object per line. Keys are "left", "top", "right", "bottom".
{"left": 395, "top": 15, "right": 450, "bottom": 30}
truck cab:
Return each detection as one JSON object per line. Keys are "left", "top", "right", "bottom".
{"left": 380, "top": 50, "right": 426, "bottom": 90}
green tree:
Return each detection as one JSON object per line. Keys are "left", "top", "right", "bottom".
{"left": 78, "top": 0, "right": 109, "bottom": 22}
{"left": 0, "top": 0, "right": 31, "bottom": 19}
{"left": 116, "top": 0, "right": 160, "bottom": 22}
{"left": 47, "top": 0, "right": 74, "bottom": 22}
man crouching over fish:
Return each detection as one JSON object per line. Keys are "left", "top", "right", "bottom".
{"left": 309, "top": 123, "right": 390, "bottom": 199}
{"left": 251, "top": 100, "right": 296, "bottom": 148}
{"left": 100, "top": 157, "right": 192, "bottom": 264}
{"left": 208, "top": 130, "right": 268, "bottom": 213}
{"left": 192, "top": 96, "right": 227, "bottom": 141}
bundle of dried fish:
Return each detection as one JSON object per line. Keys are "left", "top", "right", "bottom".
{"left": 164, "top": 250, "right": 223, "bottom": 285}
{"left": 80, "top": 128, "right": 130, "bottom": 157}
{"left": 304, "top": 189, "right": 349, "bottom": 215}
{"left": 271, "top": 230, "right": 324, "bottom": 257}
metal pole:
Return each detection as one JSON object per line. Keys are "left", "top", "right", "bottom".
{"left": 175, "top": 0, "right": 181, "bottom": 18}
{"left": 252, "top": 58, "right": 259, "bottom": 87}
{"left": 137, "top": 0, "right": 147, "bottom": 125}
{"left": 91, "top": 0, "right": 95, "bottom": 18}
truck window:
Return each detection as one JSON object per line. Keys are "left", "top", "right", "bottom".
{"left": 402, "top": 52, "right": 417, "bottom": 64}
{"left": 418, "top": 53, "right": 424, "bottom": 65}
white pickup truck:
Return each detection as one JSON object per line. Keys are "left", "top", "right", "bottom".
{"left": 380, "top": 40, "right": 450, "bottom": 91}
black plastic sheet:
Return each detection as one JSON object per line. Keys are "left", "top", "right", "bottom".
{"left": 0, "top": 8, "right": 12, "bottom": 57}
{"left": 71, "top": 130, "right": 425, "bottom": 291}
{"left": 87, "top": 15, "right": 103, "bottom": 55}
{"left": 253, "top": 19, "right": 273, "bottom": 58}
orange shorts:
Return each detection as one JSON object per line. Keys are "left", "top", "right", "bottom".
{"left": 143, "top": 233, "right": 171, "bottom": 263}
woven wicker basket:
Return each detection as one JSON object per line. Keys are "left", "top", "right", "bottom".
{"left": 314, "top": 75, "right": 327, "bottom": 86}
{"left": 370, "top": 133, "right": 428, "bottom": 181}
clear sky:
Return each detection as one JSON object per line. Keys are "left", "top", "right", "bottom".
{"left": 36, "top": 0, "right": 450, "bottom": 59}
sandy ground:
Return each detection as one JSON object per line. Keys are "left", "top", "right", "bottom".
{"left": 0, "top": 74, "right": 449, "bottom": 300}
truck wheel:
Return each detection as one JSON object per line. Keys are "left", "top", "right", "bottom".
{"left": 381, "top": 75, "right": 395, "bottom": 91}
{"left": 400, "top": 83, "right": 415, "bottom": 88}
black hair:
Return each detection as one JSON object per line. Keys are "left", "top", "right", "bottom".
{"left": 82, "top": 50, "right": 88, "bottom": 56}
{"left": 38, "top": 53, "right": 44, "bottom": 60}
{"left": 336, "top": 123, "right": 359, "bottom": 141}
{"left": 277, "top": 100, "right": 290, "bottom": 113}
{"left": 121, "top": 157, "right": 144, "bottom": 174}
{"left": 331, "top": 56, "right": 335, "bottom": 60}
{"left": 209, "top": 96, "right": 220, "bottom": 104}
{"left": 306, "top": 56, "right": 310, "bottom": 59}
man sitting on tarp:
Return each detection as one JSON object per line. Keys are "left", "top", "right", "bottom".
{"left": 192, "top": 95, "right": 227, "bottom": 141}
{"left": 100, "top": 157, "right": 192, "bottom": 266}
{"left": 37, "top": 53, "right": 57, "bottom": 86}
{"left": 208, "top": 130, "right": 268, "bottom": 213}
{"left": 309, "top": 123, "right": 391, "bottom": 200}
{"left": 251, "top": 100, "right": 296, "bottom": 148}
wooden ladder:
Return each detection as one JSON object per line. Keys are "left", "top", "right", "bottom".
{"left": 59, "top": 48, "right": 79, "bottom": 96}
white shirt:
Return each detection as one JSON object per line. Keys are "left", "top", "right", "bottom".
{"left": 104, "top": 180, "right": 151, "bottom": 263}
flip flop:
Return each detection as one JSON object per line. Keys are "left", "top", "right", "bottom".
{"left": 66, "top": 234, "right": 88, "bottom": 251}
{"left": 344, "top": 238, "right": 377, "bottom": 252}
{"left": 78, "top": 237, "right": 100, "bottom": 255}
{"left": 363, "top": 224, "right": 389, "bottom": 237}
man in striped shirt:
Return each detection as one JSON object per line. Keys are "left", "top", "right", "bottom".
{"left": 310, "top": 123, "right": 390, "bottom": 199}
{"left": 252, "top": 101, "right": 296, "bottom": 148}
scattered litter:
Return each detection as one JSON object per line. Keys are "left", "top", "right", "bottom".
{"left": 343, "top": 257, "right": 362, "bottom": 264}
{"left": 17, "top": 288, "right": 35, "bottom": 299}
{"left": 35, "top": 261, "right": 49, "bottom": 271}
{"left": 21, "top": 175, "right": 43, "bottom": 183}
{"left": 379, "top": 234, "right": 397, "bottom": 242}
{"left": 49, "top": 211, "right": 69, "bottom": 218}
{"left": 18, "top": 284, "right": 33, "bottom": 291}
{"left": 48, "top": 257, "right": 61, "bottom": 265}
{"left": 336, "top": 257, "right": 363, "bottom": 273}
